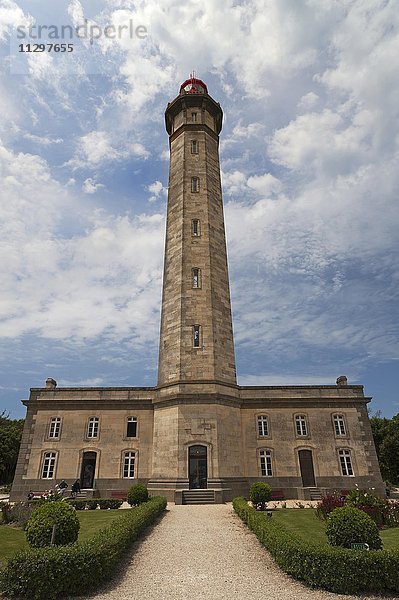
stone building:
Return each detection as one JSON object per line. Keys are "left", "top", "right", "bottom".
{"left": 11, "top": 77, "right": 384, "bottom": 503}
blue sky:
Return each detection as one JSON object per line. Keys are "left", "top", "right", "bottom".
{"left": 1, "top": 0, "right": 398, "bottom": 419}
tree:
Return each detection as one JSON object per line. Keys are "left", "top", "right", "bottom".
{"left": 0, "top": 412, "right": 24, "bottom": 484}
{"left": 370, "top": 413, "right": 399, "bottom": 484}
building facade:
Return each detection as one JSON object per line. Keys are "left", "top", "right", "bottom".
{"left": 11, "top": 77, "right": 384, "bottom": 502}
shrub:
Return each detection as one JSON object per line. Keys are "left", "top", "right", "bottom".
{"left": 0, "top": 502, "right": 35, "bottom": 528}
{"left": 326, "top": 506, "right": 382, "bottom": 550}
{"left": 0, "top": 496, "right": 167, "bottom": 600}
{"left": 25, "top": 501, "right": 80, "bottom": 548}
{"left": 346, "top": 488, "right": 385, "bottom": 509}
{"left": 127, "top": 484, "right": 149, "bottom": 506}
{"left": 344, "top": 489, "right": 388, "bottom": 527}
{"left": 233, "top": 497, "right": 399, "bottom": 595}
{"left": 249, "top": 482, "right": 272, "bottom": 510}
{"left": 316, "top": 493, "right": 345, "bottom": 520}
{"left": 317, "top": 490, "right": 394, "bottom": 528}
{"left": 85, "top": 500, "right": 98, "bottom": 510}
{"left": 66, "top": 499, "right": 87, "bottom": 510}
{"left": 97, "top": 499, "right": 123, "bottom": 510}
{"left": 385, "top": 501, "right": 399, "bottom": 527}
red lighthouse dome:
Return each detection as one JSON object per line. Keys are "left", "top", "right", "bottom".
{"left": 180, "top": 72, "right": 208, "bottom": 95}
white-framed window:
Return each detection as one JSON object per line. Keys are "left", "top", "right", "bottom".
{"left": 295, "top": 415, "right": 308, "bottom": 437}
{"left": 191, "top": 177, "right": 199, "bottom": 193}
{"left": 193, "top": 325, "right": 201, "bottom": 348}
{"left": 191, "top": 140, "right": 199, "bottom": 154}
{"left": 87, "top": 417, "right": 99, "bottom": 439}
{"left": 192, "top": 219, "right": 200, "bottom": 236}
{"left": 49, "top": 417, "right": 61, "bottom": 439}
{"left": 257, "top": 415, "right": 269, "bottom": 437}
{"left": 191, "top": 112, "right": 197, "bottom": 122}
{"left": 126, "top": 417, "right": 137, "bottom": 438}
{"left": 41, "top": 451, "right": 57, "bottom": 479}
{"left": 192, "top": 268, "right": 201, "bottom": 288}
{"left": 260, "top": 449, "right": 273, "bottom": 477}
{"left": 333, "top": 414, "right": 346, "bottom": 436}
{"left": 339, "top": 449, "right": 354, "bottom": 476}
{"left": 123, "top": 451, "right": 136, "bottom": 478}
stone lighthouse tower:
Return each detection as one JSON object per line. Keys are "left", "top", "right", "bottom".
{"left": 157, "top": 75, "right": 236, "bottom": 387}
{"left": 149, "top": 76, "right": 244, "bottom": 501}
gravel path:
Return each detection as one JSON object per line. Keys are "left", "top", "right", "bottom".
{"left": 77, "top": 504, "right": 387, "bottom": 600}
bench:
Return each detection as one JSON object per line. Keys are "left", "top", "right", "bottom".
{"left": 29, "top": 491, "right": 44, "bottom": 500}
{"left": 271, "top": 489, "right": 285, "bottom": 501}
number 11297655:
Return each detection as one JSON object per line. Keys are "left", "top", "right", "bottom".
{"left": 19, "top": 43, "right": 74, "bottom": 52}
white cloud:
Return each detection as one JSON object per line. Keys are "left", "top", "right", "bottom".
{"left": 247, "top": 173, "right": 282, "bottom": 196}
{"left": 24, "top": 133, "right": 63, "bottom": 145}
{"left": 82, "top": 178, "right": 105, "bottom": 194}
{"left": 298, "top": 92, "right": 320, "bottom": 111}
{"left": 147, "top": 179, "right": 166, "bottom": 202}
{"left": 221, "top": 169, "right": 247, "bottom": 195}
{"left": 0, "top": 140, "right": 164, "bottom": 345}
{"left": 77, "top": 131, "right": 124, "bottom": 166}
{"left": 0, "top": 0, "right": 32, "bottom": 40}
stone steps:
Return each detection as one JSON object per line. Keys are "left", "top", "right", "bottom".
{"left": 308, "top": 487, "right": 322, "bottom": 501}
{"left": 182, "top": 490, "right": 215, "bottom": 504}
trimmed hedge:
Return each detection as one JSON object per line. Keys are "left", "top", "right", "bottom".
{"left": 66, "top": 498, "right": 124, "bottom": 510}
{"left": 0, "top": 496, "right": 167, "bottom": 600}
{"left": 233, "top": 497, "right": 399, "bottom": 594}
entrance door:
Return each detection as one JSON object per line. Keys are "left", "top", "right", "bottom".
{"left": 188, "top": 445, "right": 207, "bottom": 489}
{"left": 80, "top": 451, "right": 96, "bottom": 489}
{"left": 298, "top": 449, "right": 316, "bottom": 487}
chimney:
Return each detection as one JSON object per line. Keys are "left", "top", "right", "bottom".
{"left": 336, "top": 375, "right": 348, "bottom": 387}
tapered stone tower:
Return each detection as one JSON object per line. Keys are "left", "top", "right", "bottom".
{"left": 157, "top": 76, "right": 236, "bottom": 387}
{"left": 148, "top": 77, "right": 244, "bottom": 500}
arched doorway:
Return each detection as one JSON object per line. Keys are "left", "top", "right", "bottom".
{"left": 188, "top": 445, "right": 207, "bottom": 489}
{"left": 298, "top": 449, "right": 316, "bottom": 487}
{"left": 80, "top": 451, "right": 97, "bottom": 489}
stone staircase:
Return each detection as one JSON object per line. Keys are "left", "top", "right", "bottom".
{"left": 182, "top": 490, "right": 215, "bottom": 504}
{"left": 308, "top": 487, "right": 322, "bottom": 501}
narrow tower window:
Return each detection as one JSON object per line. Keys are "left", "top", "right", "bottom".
{"left": 49, "top": 417, "right": 61, "bottom": 439}
{"left": 193, "top": 325, "right": 201, "bottom": 348}
{"left": 191, "top": 140, "right": 199, "bottom": 154}
{"left": 192, "top": 268, "right": 201, "bottom": 288}
{"left": 191, "top": 177, "right": 199, "bottom": 193}
{"left": 192, "top": 219, "right": 200, "bottom": 236}
{"left": 191, "top": 112, "right": 197, "bottom": 122}
{"left": 126, "top": 417, "right": 137, "bottom": 438}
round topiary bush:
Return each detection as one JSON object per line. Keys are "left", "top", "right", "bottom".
{"left": 25, "top": 501, "right": 80, "bottom": 548}
{"left": 326, "top": 505, "right": 382, "bottom": 550}
{"left": 127, "top": 484, "right": 149, "bottom": 506}
{"left": 249, "top": 482, "right": 272, "bottom": 510}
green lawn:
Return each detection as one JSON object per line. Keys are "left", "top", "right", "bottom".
{"left": 271, "top": 508, "right": 399, "bottom": 549}
{"left": 0, "top": 509, "right": 125, "bottom": 567}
